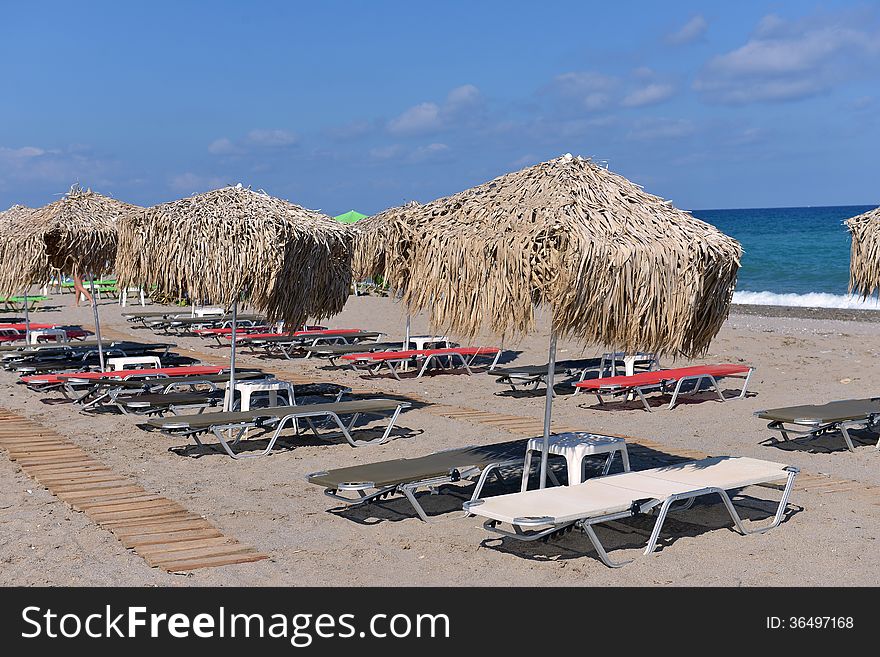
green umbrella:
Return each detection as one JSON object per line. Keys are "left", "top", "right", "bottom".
{"left": 334, "top": 210, "right": 367, "bottom": 224}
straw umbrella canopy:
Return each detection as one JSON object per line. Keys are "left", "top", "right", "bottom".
{"left": 846, "top": 206, "right": 880, "bottom": 299}
{"left": 0, "top": 188, "right": 138, "bottom": 354}
{"left": 354, "top": 201, "right": 421, "bottom": 348}
{"left": 115, "top": 184, "right": 353, "bottom": 410}
{"left": 0, "top": 205, "right": 38, "bottom": 336}
{"left": 355, "top": 154, "right": 742, "bottom": 486}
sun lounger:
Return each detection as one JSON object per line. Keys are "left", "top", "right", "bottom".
{"left": 489, "top": 358, "right": 602, "bottom": 393}
{"left": 308, "top": 440, "right": 532, "bottom": 522}
{"left": 10, "top": 351, "right": 197, "bottom": 375}
{"left": 342, "top": 346, "right": 502, "bottom": 380}
{"left": 301, "top": 341, "right": 406, "bottom": 366}
{"left": 463, "top": 456, "right": 798, "bottom": 567}
{"left": 146, "top": 398, "right": 412, "bottom": 457}
{"left": 573, "top": 364, "right": 754, "bottom": 411}
{"left": 145, "top": 314, "right": 265, "bottom": 335}
{"left": 20, "top": 365, "right": 229, "bottom": 400}
{"left": 2, "top": 341, "right": 176, "bottom": 371}
{"left": 308, "top": 433, "right": 633, "bottom": 522}
{"left": 114, "top": 381, "right": 351, "bottom": 416}
{"left": 755, "top": 398, "right": 880, "bottom": 452}
{"left": 237, "top": 330, "right": 384, "bottom": 359}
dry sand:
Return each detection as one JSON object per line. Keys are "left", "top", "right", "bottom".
{"left": 0, "top": 293, "right": 878, "bottom": 586}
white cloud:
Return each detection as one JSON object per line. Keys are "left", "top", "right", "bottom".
{"left": 369, "top": 144, "right": 405, "bottom": 160}
{"left": 695, "top": 12, "right": 880, "bottom": 104}
{"left": 387, "top": 102, "right": 442, "bottom": 135}
{"left": 621, "top": 83, "right": 675, "bottom": 107}
{"left": 549, "top": 71, "right": 617, "bottom": 110}
{"left": 666, "top": 15, "right": 708, "bottom": 45}
{"left": 445, "top": 84, "right": 481, "bottom": 110}
{"left": 207, "top": 138, "right": 239, "bottom": 155}
{"left": 245, "top": 129, "right": 298, "bottom": 147}
{"left": 627, "top": 118, "right": 696, "bottom": 141}
{"left": 169, "top": 172, "right": 226, "bottom": 193}
{"left": 208, "top": 129, "right": 299, "bottom": 156}
{"left": 386, "top": 84, "right": 484, "bottom": 136}
{"left": 410, "top": 143, "right": 451, "bottom": 162}
{"left": 0, "top": 144, "right": 109, "bottom": 192}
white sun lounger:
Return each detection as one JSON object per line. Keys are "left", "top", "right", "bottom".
{"left": 463, "top": 456, "right": 798, "bottom": 567}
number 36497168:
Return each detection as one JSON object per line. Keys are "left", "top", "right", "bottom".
{"left": 767, "top": 617, "right": 854, "bottom": 629}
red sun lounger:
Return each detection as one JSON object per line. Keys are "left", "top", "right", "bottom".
{"left": 573, "top": 364, "right": 754, "bottom": 411}
{"left": 21, "top": 365, "right": 225, "bottom": 388}
{"left": 341, "top": 347, "right": 502, "bottom": 380}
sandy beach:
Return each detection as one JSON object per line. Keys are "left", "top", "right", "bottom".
{"left": 1, "top": 292, "right": 878, "bottom": 587}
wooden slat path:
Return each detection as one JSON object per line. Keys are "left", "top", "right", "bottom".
{"left": 0, "top": 408, "right": 268, "bottom": 572}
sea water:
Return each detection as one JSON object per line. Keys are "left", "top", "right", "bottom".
{"left": 692, "top": 205, "right": 880, "bottom": 309}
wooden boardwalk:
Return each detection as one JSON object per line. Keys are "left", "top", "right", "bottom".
{"left": 0, "top": 409, "right": 269, "bottom": 572}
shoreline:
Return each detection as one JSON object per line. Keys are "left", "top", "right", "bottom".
{"left": 730, "top": 303, "right": 880, "bottom": 323}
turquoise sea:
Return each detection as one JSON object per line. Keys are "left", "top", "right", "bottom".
{"left": 691, "top": 205, "right": 879, "bottom": 309}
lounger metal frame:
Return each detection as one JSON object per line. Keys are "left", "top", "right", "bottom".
{"left": 763, "top": 415, "right": 880, "bottom": 452}
{"left": 464, "top": 465, "right": 798, "bottom": 568}
{"left": 311, "top": 457, "right": 533, "bottom": 523}
{"left": 349, "top": 349, "right": 502, "bottom": 381}
{"left": 584, "top": 367, "right": 754, "bottom": 412}
{"left": 156, "top": 401, "right": 411, "bottom": 459}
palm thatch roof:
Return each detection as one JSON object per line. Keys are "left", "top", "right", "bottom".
{"left": 846, "top": 205, "right": 880, "bottom": 298}
{"left": 355, "top": 154, "right": 742, "bottom": 357}
{"left": 115, "top": 185, "right": 353, "bottom": 326}
{"left": 0, "top": 187, "right": 136, "bottom": 295}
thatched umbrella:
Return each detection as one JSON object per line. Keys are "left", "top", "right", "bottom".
{"left": 355, "top": 154, "right": 742, "bottom": 486}
{"left": 846, "top": 206, "right": 880, "bottom": 298}
{"left": 0, "top": 205, "right": 37, "bottom": 339}
{"left": 354, "top": 201, "right": 422, "bottom": 351}
{"left": 115, "top": 184, "right": 353, "bottom": 409}
{"left": 0, "top": 187, "right": 138, "bottom": 362}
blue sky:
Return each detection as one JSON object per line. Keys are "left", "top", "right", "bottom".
{"left": 1, "top": 0, "right": 878, "bottom": 215}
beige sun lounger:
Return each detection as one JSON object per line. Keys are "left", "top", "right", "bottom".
{"left": 463, "top": 456, "right": 798, "bottom": 567}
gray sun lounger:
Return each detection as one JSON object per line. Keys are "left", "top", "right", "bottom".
{"left": 115, "top": 381, "right": 351, "bottom": 416}
{"left": 755, "top": 398, "right": 880, "bottom": 452}
{"left": 307, "top": 439, "right": 533, "bottom": 522}
{"left": 147, "top": 398, "right": 412, "bottom": 458}
{"left": 301, "top": 341, "right": 406, "bottom": 366}
{"left": 464, "top": 456, "right": 798, "bottom": 568}
{"left": 240, "top": 331, "right": 384, "bottom": 359}
{"left": 489, "top": 359, "right": 602, "bottom": 393}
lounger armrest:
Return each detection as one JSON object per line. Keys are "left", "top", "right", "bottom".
{"left": 511, "top": 516, "right": 558, "bottom": 527}
{"left": 336, "top": 481, "right": 378, "bottom": 492}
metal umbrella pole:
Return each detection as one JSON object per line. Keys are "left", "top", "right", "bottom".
{"left": 87, "top": 275, "right": 105, "bottom": 370}
{"left": 225, "top": 298, "right": 238, "bottom": 411}
{"left": 22, "top": 288, "right": 30, "bottom": 344}
{"left": 539, "top": 317, "right": 558, "bottom": 489}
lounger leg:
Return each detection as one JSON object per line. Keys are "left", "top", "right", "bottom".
{"left": 325, "top": 411, "right": 395, "bottom": 447}
{"left": 385, "top": 361, "right": 402, "bottom": 381}
{"left": 667, "top": 378, "right": 688, "bottom": 410}
{"left": 739, "top": 368, "right": 754, "bottom": 399}
{"left": 400, "top": 485, "right": 432, "bottom": 523}
{"left": 707, "top": 375, "right": 726, "bottom": 403}
{"left": 572, "top": 369, "right": 588, "bottom": 396}
{"left": 718, "top": 469, "right": 798, "bottom": 535}
{"left": 520, "top": 450, "right": 534, "bottom": 492}
{"left": 636, "top": 387, "right": 652, "bottom": 412}
{"left": 580, "top": 523, "right": 633, "bottom": 568}
{"left": 378, "top": 406, "right": 403, "bottom": 444}
{"left": 839, "top": 424, "right": 857, "bottom": 452}
{"left": 417, "top": 355, "right": 434, "bottom": 379}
